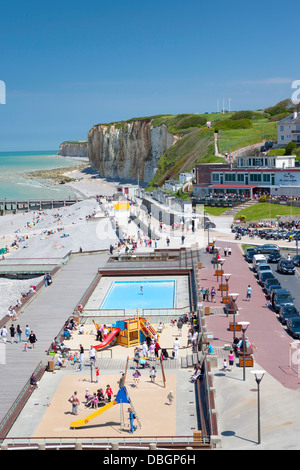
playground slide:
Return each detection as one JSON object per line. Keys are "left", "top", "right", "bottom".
{"left": 93, "top": 328, "right": 120, "bottom": 350}
{"left": 70, "top": 386, "right": 131, "bottom": 429}
{"left": 139, "top": 319, "right": 156, "bottom": 339}
{"left": 70, "top": 400, "right": 116, "bottom": 428}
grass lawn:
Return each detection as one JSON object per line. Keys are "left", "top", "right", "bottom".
{"left": 235, "top": 203, "right": 300, "bottom": 222}
{"left": 217, "top": 119, "right": 277, "bottom": 154}
{"left": 203, "top": 206, "right": 230, "bottom": 216}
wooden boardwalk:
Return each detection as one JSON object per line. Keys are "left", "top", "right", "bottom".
{"left": 0, "top": 252, "right": 109, "bottom": 423}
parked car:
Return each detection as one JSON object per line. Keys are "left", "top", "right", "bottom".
{"left": 278, "top": 305, "right": 300, "bottom": 325}
{"left": 253, "top": 254, "right": 267, "bottom": 272}
{"left": 286, "top": 317, "right": 300, "bottom": 339}
{"left": 269, "top": 284, "right": 283, "bottom": 297}
{"left": 264, "top": 278, "right": 280, "bottom": 292}
{"left": 292, "top": 255, "right": 300, "bottom": 267}
{"left": 265, "top": 140, "right": 273, "bottom": 149}
{"left": 272, "top": 289, "right": 294, "bottom": 313}
{"left": 277, "top": 259, "right": 296, "bottom": 275}
{"left": 256, "top": 244, "right": 280, "bottom": 254}
{"left": 267, "top": 251, "right": 281, "bottom": 263}
{"left": 245, "top": 248, "right": 257, "bottom": 262}
{"left": 259, "top": 271, "right": 275, "bottom": 286}
{"left": 257, "top": 263, "right": 272, "bottom": 277}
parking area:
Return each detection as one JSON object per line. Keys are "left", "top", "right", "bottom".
{"left": 243, "top": 245, "right": 300, "bottom": 340}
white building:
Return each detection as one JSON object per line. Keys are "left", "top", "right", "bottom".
{"left": 277, "top": 111, "right": 300, "bottom": 146}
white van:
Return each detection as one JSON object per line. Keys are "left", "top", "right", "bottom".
{"left": 253, "top": 254, "right": 267, "bottom": 272}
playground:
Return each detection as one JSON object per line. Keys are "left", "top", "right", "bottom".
{"left": 32, "top": 371, "right": 180, "bottom": 438}
{"left": 24, "top": 318, "right": 196, "bottom": 440}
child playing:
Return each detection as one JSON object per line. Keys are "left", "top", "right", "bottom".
{"left": 132, "top": 369, "right": 141, "bottom": 387}
{"left": 223, "top": 358, "right": 228, "bottom": 371}
{"left": 105, "top": 384, "right": 113, "bottom": 402}
{"left": 167, "top": 390, "right": 174, "bottom": 405}
{"left": 150, "top": 366, "right": 156, "bottom": 383}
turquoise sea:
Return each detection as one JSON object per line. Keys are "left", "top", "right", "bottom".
{"left": 0, "top": 151, "right": 87, "bottom": 200}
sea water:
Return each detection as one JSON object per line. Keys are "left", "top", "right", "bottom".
{"left": 0, "top": 150, "right": 86, "bottom": 200}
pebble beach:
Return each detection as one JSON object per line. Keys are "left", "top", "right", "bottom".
{"left": 0, "top": 164, "right": 121, "bottom": 317}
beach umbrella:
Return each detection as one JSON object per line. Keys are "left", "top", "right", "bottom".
{"left": 0, "top": 248, "right": 5, "bottom": 254}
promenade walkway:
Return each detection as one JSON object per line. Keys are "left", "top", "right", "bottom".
{"left": 0, "top": 252, "right": 109, "bottom": 423}
{"left": 199, "top": 242, "right": 300, "bottom": 390}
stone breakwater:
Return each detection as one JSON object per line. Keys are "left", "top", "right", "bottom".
{"left": 88, "top": 119, "right": 176, "bottom": 183}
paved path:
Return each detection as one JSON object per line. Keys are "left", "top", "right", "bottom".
{"left": 0, "top": 252, "right": 109, "bottom": 423}
{"left": 199, "top": 242, "right": 300, "bottom": 390}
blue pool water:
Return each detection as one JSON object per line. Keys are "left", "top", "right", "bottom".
{"left": 101, "top": 280, "right": 175, "bottom": 310}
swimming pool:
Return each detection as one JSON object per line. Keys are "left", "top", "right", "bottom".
{"left": 100, "top": 280, "right": 175, "bottom": 310}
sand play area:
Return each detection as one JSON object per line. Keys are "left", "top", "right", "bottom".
{"left": 33, "top": 372, "right": 178, "bottom": 438}
{"left": 20, "top": 322, "right": 195, "bottom": 440}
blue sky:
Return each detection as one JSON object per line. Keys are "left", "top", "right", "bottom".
{"left": 0, "top": 0, "right": 298, "bottom": 151}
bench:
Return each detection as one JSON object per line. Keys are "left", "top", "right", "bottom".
{"left": 239, "top": 355, "right": 254, "bottom": 367}
{"left": 228, "top": 322, "right": 242, "bottom": 332}
{"left": 226, "top": 300, "right": 238, "bottom": 314}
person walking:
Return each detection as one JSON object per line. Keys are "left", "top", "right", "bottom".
{"left": 28, "top": 331, "right": 37, "bottom": 349}
{"left": 177, "top": 318, "right": 184, "bottom": 336}
{"left": 16, "top": 325, "right": 22, "bottom": 343}
{"left": 89, "top": 345, "right": 96, "bottom": 364}
{"left": 79, "top": 344, "right": 84, "bottom": 362}
{"left": 205, "top": 288, "right": 210, "bottom": 302}
{"left": 228, "top": 349, "right": 235, "bottom": 371}
{"left": 1, "top": 326, "right": 7, "bottom": 344}
{"left": 128, "top": 407, "right": 137, "bottom": 434}
{"left": 167, "top": 390, "right": 174, "bottom": 406}
{"left": 9, "top": 324, "right": 16, "bottom": 343}
{"left": 173, "top": 337, "right": 180, "bottom": 360}
{"left": 25, "top": 325, "right": 30, "bottom": 342}
{"left": 211, "top": 287, "right": 216, "bottom": 303}
{"left": 69, "top": 391, "right": 80, "bottom": 415}
{"left": 132, "top": 369, "right": 141, "bottom": 387}
{"left": 246, "top": 285, "right": 252, "bottom": 301}
{"left": 150, "top": 366, "right": 156, "bottom": 383}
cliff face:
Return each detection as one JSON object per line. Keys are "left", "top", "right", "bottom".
{"left": 58, "top": 141, "right": 88, "bottom": 158}
{"left": 88, "top": 119, "right": 176, "bottom": 183}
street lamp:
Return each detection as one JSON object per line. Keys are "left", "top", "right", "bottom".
{"left": 218, "top": 258, "right": 225, "bottom": 283}
{"left": 229, "top": 293, "right": 239, "bottom": 340}
{"left": 238, "top": 321, "right": 250, "bottom": 381}
{"left": 251, "top": 370, "right": 266, "bottom": 445}
{"left": 224, "top": 273, "right": 231, "bottom": 303}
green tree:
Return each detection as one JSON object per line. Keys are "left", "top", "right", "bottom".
{"left": 285, "top": 142, "right": 297, "bottom": 155}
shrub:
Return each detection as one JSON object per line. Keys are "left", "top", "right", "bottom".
{"left": 285, "top": 142, "right": 297, "bottom": 155}
{"left": 259, "top": 194, "right": 267, "bottom": 203}
{"left": 213, "top": 119, "right": 252, "bottom": 131}
{"left": 231, "top": 110, "right": 254, "bottom": 120}
{"left": 174, "top": 114, "right": 207, "bottom": 130}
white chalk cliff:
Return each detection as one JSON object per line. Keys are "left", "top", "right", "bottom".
{"left": 88, "top": 119, "right": 176, "bottom": 183}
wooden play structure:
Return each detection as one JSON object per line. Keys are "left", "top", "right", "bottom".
{"left": 92, "top": 309, "right": 158, "bottom": 350}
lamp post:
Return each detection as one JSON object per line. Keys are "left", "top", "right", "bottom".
{"left": 251, "top": 370, "right": 265, "bottom": 445}
{"left": 224, "top": 273, "right": 231, "bottom": 303}
{"left": 218, "top": 258, "right": 225, "bottom": 285}
{"left": 229, "top": 293, "right": 239, "bottom": 340}
{"left": 238, "top": 321, "right": 250, "bottom": 381}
